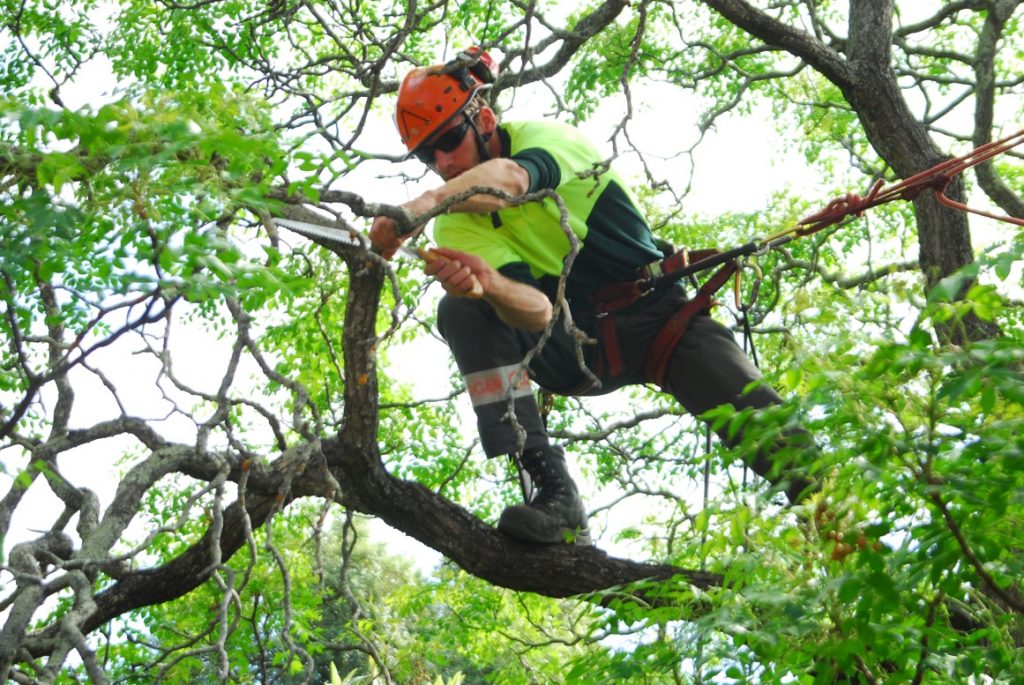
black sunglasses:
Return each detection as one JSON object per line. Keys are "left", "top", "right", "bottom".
{"left": 412, "top": 118, "right": 472, "bottom": 164}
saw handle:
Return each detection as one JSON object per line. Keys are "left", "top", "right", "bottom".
{"left": 418, "top": 248, "right": 484, "bottom": 299}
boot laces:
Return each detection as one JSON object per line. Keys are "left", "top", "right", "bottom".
{"left": 531, "top": 482, "right": 570, "bottom": 514}
{"left": 528, "top": 457, "right": 576, "bottom": 513}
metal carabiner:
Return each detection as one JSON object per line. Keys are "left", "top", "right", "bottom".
{"left": 735, "top": 260, "right": 763, "bottom": 312}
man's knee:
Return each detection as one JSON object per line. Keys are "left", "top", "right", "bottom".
{"left": 733, "top": 381, "right": 785, "bottom": 413}
{"left": 437, "top": 294, "right": 496, "bottom": 341}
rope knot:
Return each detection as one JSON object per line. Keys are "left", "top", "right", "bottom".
{"left": 797, "top": 179, "right": 885, "bottom": 235}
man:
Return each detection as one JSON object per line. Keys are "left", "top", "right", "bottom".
{"left": 370, "top": 51, "right": 813, "bottom": 546}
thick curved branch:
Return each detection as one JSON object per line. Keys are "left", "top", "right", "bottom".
{"left": 15, "top": 422, "right": 721, "bottom": 665}
{"left": 698, "top": 0, "right": 852, "bottom": 84}
{"left": 321, "top": 437, "right": 723, "bottom": 600}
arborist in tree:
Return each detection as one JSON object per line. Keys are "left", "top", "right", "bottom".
{"left": 370, "top": 49, "right": 815, "bottom": 546}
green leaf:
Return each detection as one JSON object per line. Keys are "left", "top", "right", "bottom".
{"left": 993, "top": 249, "right": 1015, "bottom": 281}
{"left": 837, "top": 575, "right": 862, "bottom": 604}
{"left": 927, "top": 262, "right": 980, "bottom": 303}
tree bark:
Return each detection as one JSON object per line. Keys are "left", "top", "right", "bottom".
{"left": 701, "top": 0, "right": 999, "bottom": 342}
{"left": 972, "top": 0, "right": 1024, "bottom": 220}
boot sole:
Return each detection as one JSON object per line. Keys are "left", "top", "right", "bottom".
{"left": 500, "top": 524, "right": 593, "bottom": 546}
{"left": 498, "top": 514, "right": 593, "bottom": 546}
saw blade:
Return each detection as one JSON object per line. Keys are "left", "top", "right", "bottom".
{"left": 271, "top": 217, "right": 482, "bottom": 297}
{"left": 272, "top": 217, "right": 363, "bottom": 247}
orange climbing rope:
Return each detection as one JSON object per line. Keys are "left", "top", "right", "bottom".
{"left": 600, "top": 126, "right": 1024, "bottom": 316}
{"left": 764, "top": 125, "right": 1024, "bottom": 247}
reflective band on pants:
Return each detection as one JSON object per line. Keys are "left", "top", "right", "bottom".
{"left": 464, "top": 364, "right": 532, "bottom": 407}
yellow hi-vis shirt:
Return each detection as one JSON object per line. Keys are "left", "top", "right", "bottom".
{"left": 432, "top": 119, "right": 663, "bottom": 311}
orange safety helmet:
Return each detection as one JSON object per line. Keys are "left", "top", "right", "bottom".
{"left": 395, "top": 48, "right": 498, "bottom": 156}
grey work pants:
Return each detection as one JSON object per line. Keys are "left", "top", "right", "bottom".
{"left": 437, "top": 284, "right": 813, "bottom": 503}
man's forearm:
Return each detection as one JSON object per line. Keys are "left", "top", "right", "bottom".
{"left": 424, "top": 159, "right": 530, "bottom": 215}
{"left": 483, "top": 272, "right": 552, "bottom": 332}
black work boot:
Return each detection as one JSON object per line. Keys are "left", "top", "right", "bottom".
{"left": 498, "top": 445, "right": 591, "bottom": 545}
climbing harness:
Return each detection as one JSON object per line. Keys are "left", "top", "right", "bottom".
{"left": 592, "top": 243, "right": 754, "bottom": 386}
{"left": 611, "top": 127, "right": 1024, "bottom": 521}
{"left": 593, "top": 126, "right": 1024, "bottom": 387}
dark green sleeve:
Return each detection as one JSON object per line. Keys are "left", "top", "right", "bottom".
{"left": 511, "top": 147, "right": 561, "bottom": 193}
{"left": 498, "top": 261, "right": 541, "bottom": 288}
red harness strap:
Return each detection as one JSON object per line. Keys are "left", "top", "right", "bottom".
{"left": 642, "top": 259, "right": 739, "bottom": 387}
{"left": 591, "top": 247, "right": 741, "bottom": 388}
{"left": 591, "top": 280, "right": 650, "bottom": 315}
{"left": 600, "top": 315, "right": 624, "bottom": 378}
{"left": 592, "top": 248, "right": 724, "bottom": 315}
{"left": 649, "top": 248, "right": 719, "bottom": 279}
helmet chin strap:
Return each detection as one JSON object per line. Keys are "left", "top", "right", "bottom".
{"left": 465, "top": 116, "right": 502, "bottom": 227}
{"left": 466, "top": 116, "right": 493, "bottom": 162}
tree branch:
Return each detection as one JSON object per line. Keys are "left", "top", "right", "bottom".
{"left": 699, "top": 0, "right": 853, "bottom": 84}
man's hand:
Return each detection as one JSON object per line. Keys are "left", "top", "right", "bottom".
{"left": 427, "top": 247, "right": 552, "bottom": 331}
{"left": 368, "top": 214, "right": 402, "bottom": 259}
{"left": 369, "top": 195, "right": 435, "bottom": 259}
{"left": 424, "top": 247, "right": 490, "bottom": 299}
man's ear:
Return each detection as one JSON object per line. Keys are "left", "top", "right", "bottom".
{"left": 477, "top": 106, "right": 498, "bottom": 135}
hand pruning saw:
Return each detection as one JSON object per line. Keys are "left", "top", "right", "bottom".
{"left": 272, "top": 217, "right": 483, "bottom": 298}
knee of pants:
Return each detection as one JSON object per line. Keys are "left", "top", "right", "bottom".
{"left": 437, "top": 294, "right": 498, "bottom": 342}
{"left": 662, "top": 315, "right": 780, "bottom": 414}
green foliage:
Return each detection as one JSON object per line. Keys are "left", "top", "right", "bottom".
{"left": 91, "top": 501, "right": 329, "bottom": 683}
{"left": 106, "top": 0, "right": 264, "bottom": 90}
{"left": 0, "top": 0, "right": 101, "bottom": 104}
{"left": 524, "top": 226, "right": 1024, "bottom": 682}
{"left": 89, "top": 511, "right": 612, "bottom": 684}
{"left": 564, "top": 14, "right": 653, "bottom": 122}
{"left": 5, "top": 1, "right": 1024, "bottom": 683}
{"left": 384, "top": 567, "right": 606, "bottom": 684}
{"left": 0, "top": 82, "right": 314, "bottom": 426}
{"left": 779, "top": 73, "right": 868, "bottom": 176}
{"left": 688, "top": 248, "right": 1024, "bottom": 682}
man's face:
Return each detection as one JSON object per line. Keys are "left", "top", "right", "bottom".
{"left": 415, "top": 114, "right": 480, "bottom": 181}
